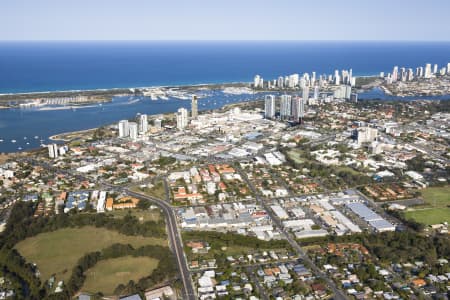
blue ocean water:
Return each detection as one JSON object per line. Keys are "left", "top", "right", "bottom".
{"left": 1, "top": 41, "right": 450, "bottom": 93}
{"left": 0, "top": 41, "right": 450, "bottom": 153}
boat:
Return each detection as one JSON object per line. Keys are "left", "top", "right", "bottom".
{"left": 34, "top": 136, "right": 39, "bottom": 139}
{"left": 11, "top": 140, "right": 16, "bottom": 143}
{"left": 26, "top": 142, "right": 30, "bottom": 145}
{"left": 18, "top": 147, "right": 22, "bottom": 150}
{"left": 24, "top": 136, "right": 27, "bottom": 140}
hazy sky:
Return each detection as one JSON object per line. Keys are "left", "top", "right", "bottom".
{"left": 1, "top": 0, "right": 450, "bottom": 41}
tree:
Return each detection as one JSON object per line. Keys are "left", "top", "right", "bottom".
{"left": 137, "top": 199, "right": 151, "bottom": 210}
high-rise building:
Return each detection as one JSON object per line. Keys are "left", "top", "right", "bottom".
{"left": 176, "top": 108, "right": 188, "bottom": 130}
{"left": 291, "top": 97, "right": 299, "bottom": 123}
{"left": 118, "top": 120, "right": 129, "bottom": 138}
{"left": 418, "top": 66, "right": 424, "bottom": 77}
{"left": 433, "top": 64, "right": 438, "bottom": 74}
{"left": 447, "top": 63, "right": 450, "bottom": 74}
{"left": 264, "top": 95, "right": 276, "bottom": 119}
{"left": 48, "top": 144, "right": 59, "bottom": 158}
{"left": 154, "top": 119, "right": 162, "bottom": 130}
{"left": 280, "top": 95, "right": 292, "bottom": 119}
{"left": 138, "top": 114, "right": 148, "bottom": 134}
{"left": 356, "top": 126, "right": 378, "bottom": 145}
{"left": 424, "top": 63, "right": 432, "bottom": 78}
{"left": 277, "top": 76, "right": 284, "bottom": 89}
{"left": 191, "top": 95, "right": 198, "bottom": 119}
{"left": 302, "top": 86, "right": 309, "bottom": 103}
{"left": 129, "top": 122, "right": 138, "bottom": 141}
{"left": 334, "top": 70, "right": 340, "bottom": 85}
{"left": 392, "top": 66, "right": 399, "bottom": 82}
{"left": 253, "top": 75, "right": 261, "bottom": 88}
{"left": 313, "top": 86, "right": 319, "bottom": 100}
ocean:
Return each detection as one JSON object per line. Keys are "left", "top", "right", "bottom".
{"left": 0, "top": 41, "right": 449, "bottom": 153}
{"left": 1, "top": 41, "right": 450, "bottom": 93}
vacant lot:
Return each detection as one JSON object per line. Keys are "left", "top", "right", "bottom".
{"left": 107, "top": 209, "right": 162, "bottom": 222}
{"left": 15, "top": 226, "right": 166, "bottom": 283}
{"left": 82, "top": 256, "right": 159, "bottom": 295}
{"left": 405, "top": 186, "right": 450, "bottom": 225}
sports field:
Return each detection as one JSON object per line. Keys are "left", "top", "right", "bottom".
{"left": 15, "top": 226, "right": 166, "bottom": 283}
{"left": 82, "top": 256, "right": 159, "bottom": 295}
{"left": 405, "top": 186, "right": 450, "bottom": 225}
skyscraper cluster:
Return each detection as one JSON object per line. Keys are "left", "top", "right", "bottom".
{"left": 118, "top": 113, "right": 149, "bottom": 141}
{"left": 384, "top": 62, "right": 450, "bottom": 83}
{"left": 264, "top": 92, "right": 307, "bottom": 123}
{"left": 254, "top": 68, "right": 355, "bottom": 90}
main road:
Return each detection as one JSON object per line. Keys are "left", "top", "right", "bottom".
{"left": 124, "top": 189, "right": 196, "bottom": 300}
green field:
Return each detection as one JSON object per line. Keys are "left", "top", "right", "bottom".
{"left": 82, "top": 256, "right": 159, "bottom": 295}
{"left": 404, "top": 208, "right": 450, "bottom": 226}
{"left": 15, "top": 226, "right": 167, "bottom": 283}
{"left": 421, "top": 186, "right": 450, "bottom": 207}
{"left": 287, "top": 150, "right": 304, "bottom": 164}
{"left": 405, "top": 186, "right": 450, "bottom": 225}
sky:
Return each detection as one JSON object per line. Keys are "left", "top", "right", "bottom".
{"left": 1, "top": 0, "right": 450, "bottom": 41}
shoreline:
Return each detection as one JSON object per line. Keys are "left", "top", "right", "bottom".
{"left": 0, "top": 81, "right": 250, "bottom": 99}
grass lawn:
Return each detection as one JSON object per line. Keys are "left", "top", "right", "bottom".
{"left": 404, "top": 208, "right": 450, "bottom": 226}
{"left": 82, "top": 256, "right": 159, "bottom": 295}
{"left": 421, "top": 186, "right": 450, "bottom": 207}
{"left": 287, "top": 150, "right": 304, "bottom": 164}
{"left": 405, "top": 186, "right": 450, "bottom": 226}
{"left": 107, "top": 209, "right": 161, "bottom": 222}
{"left": 15, "top": 226, "right": 167, "bottom": 283}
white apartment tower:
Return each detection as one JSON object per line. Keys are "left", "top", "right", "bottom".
{"left": 138, "top": 114, "right": 148, "bottom": 134}
{"left": 118, "top": 120, "right": 129, "bottom": 138}
{"left": 302, "top": 86, "right": 309, "bottom": 103}
{"left": 264, "top": 95, "right": 276, "bottom": 119}
{"left": 48, "top": 144, "right": 59, "bottom": 158}
{"left": 280, "top": 95, "right": 292, "bottom": 119}
{"left": 424, "top": 63, "right": 432, "bottom": 78}
{"left": 176, "top": 107, "right": 188, "bottom": 130}
{"left": 128, "top": 122, "right": 138, "bottom": 141}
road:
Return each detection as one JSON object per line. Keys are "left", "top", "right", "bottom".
{"left": 125, "top": 189, "right": 196, "bottom": 300}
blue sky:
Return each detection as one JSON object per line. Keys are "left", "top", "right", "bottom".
{"left": 1, "top": 0, "right": 449, "bottom": 41}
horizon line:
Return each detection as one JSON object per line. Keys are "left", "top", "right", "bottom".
{"left": 1, "top": 39, "right": 450, "bottom": 43}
